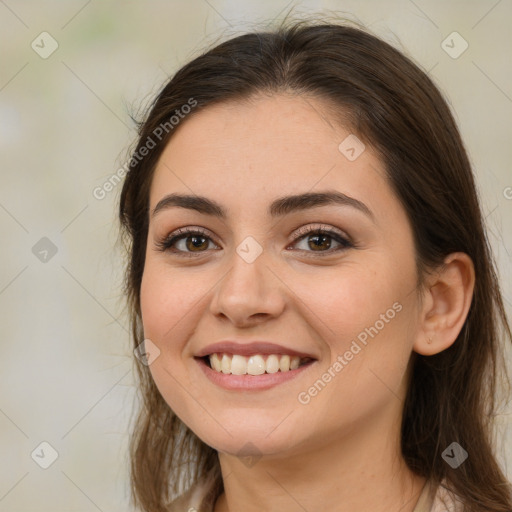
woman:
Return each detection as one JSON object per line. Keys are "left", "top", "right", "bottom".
{"left": 118, "top": 19, "right": 512, "bottom": 512}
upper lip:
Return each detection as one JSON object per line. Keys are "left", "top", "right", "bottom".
{"left": 195, "top": 341, "right": 317, "bottom": 359}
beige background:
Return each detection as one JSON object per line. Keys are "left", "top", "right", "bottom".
{"left": 1, "top": 1, "right": 511, "bottom": 510}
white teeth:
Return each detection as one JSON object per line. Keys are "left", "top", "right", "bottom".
{"left": 247, "top": 355, "right": 266, "bottom": 375}
{"left": 221, "top": 354, "right": 231, "bottom": 374}
{"left": 230, "top": 354, "right": 247, "bottom": 375}
{"left": 266, "top": 354, "right": 280, "bottom": 374}
{"left": 207, "top": 353, "right": 304, "bottom": 375}
{"left": 279, "top": 354, "right": 290, "bottom": 372}
{"left": 210, "top": 353, "right": 222, "bottom": 372}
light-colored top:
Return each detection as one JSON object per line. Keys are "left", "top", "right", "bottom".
{"left": 415, "top": 479, "right": 463, "bottom": 512}
{"left": 166, "top": 474, "right": 463, "bottom": 511}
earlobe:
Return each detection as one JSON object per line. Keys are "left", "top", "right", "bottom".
{"left": 413, "top": 252, "right": 475, "bottom": 356}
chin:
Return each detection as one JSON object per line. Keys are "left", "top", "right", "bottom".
{"left": 192, "top": 421, "right": 300, "bottom": 459}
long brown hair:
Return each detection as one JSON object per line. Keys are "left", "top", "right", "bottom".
{"left": 118, "top": 17, "right": 512, "bottom": 512}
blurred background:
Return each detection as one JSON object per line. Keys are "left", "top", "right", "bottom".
{"left": 1, "top": 1, "right": 511, "bottom": 510}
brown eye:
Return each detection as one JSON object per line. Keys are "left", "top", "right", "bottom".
{"left": 291, "top": 226, "right": 353, "bottom": 255}
{"left": 156, "top": 225, "right": 352, "bottom": 257}
{"left": 155, "top": 228, "right": 219, "bottom": 256}
{"left": 183, "top": 234, "right": 210, "bottom": 252}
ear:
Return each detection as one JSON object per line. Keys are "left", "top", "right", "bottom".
{"left": 413, "top": 252, "right": 475, "bottom": 356}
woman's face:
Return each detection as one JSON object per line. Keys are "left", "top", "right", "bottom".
{"left": 140, "top": 94, "right": 422, "bottom": 458}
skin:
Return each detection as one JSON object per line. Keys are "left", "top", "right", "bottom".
{"left": 140, "top": 94, "right": 475, "bottom": 512}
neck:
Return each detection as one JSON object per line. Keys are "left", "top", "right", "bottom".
{"left": 213, "top": 406, "right": 426, "bottom": 512}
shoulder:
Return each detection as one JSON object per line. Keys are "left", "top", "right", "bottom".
{"left": 170, "top": 474, "right": 466, "bottom": 512}
{"left": 430, "top": 481, "right": 465, "bottom": 512}
{"left": 165, "top": 470, "right": 219, "bottom": 512}
{"left": 413, "top": 478, "right": 464, "bottom": 512}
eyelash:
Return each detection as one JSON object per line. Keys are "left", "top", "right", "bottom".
{"left": 155, "top": 224, "right": 354, "bottom": 258}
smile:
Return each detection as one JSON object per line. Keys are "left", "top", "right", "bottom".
{"left": 206, "top": 353, "right": 314, "bottom": 375}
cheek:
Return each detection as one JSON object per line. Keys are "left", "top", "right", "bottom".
{"left": 139, "top": 263, "right": 199, "bottom": 418}
{"left": 139, "top": 259, "right": 219, "bottom": 398}
{"left": 293, "top": 280, "right": 413, "bottom": 436}
{"left": 291, "top": 262, "right": 409, "bottom": 347}
{"left": 292, "top": 262, "right": 417, "bottom": 412}
{"left": 140, "top": 260, "right": 204, "bottom": 343}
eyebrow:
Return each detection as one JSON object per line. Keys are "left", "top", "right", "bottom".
{"left": 151, "top": 190, "right": 374, "bottom": 221}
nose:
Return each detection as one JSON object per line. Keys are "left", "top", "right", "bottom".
{"left": 209, "top": 246, "right": 286, "bottom": 328}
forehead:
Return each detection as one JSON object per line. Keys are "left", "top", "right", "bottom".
{"left": 149, "top": 94, "right": 396, "bottom": 223}
{"left": 158, "top": 93, "right": 351, "bottom": 167}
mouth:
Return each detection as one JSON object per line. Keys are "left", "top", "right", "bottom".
{"left": 199, "top": 353, "right": 316, "bottom": 375}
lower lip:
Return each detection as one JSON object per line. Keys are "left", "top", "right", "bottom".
{"left": 195, "top": 357, "right": 316, "bottom": 391}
